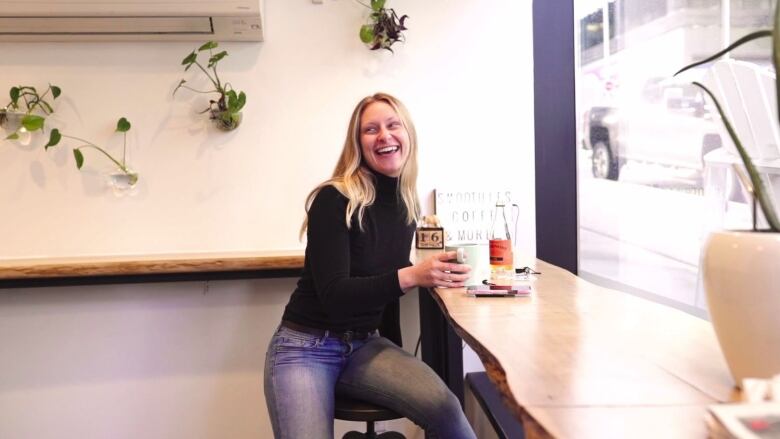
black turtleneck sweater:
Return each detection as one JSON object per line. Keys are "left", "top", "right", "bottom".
{"left": 281, "top": 172, "right": 416, "bottom": 337}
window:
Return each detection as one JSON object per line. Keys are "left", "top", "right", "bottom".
{"left": 580, "top": 9, "right": 605, "bottom": 65}
{"left": 575, "top": 0, "right": 776, "bottom": 315}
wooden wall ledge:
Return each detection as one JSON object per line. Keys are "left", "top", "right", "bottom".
{"left": 0, "top": 250, "right": 305, "bottom": 282}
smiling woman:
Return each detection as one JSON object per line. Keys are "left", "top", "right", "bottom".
{"left": 263, "top": 92, "right": 478, "bottom": 439}
{"left": 359, "top": 100, "right": 410, "bottom": 178}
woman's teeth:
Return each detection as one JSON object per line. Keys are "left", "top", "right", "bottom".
{"left": 377, "top": 146, "right": 398, "bottom": 155}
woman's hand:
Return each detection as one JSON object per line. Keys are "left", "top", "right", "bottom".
{"left": 398, "top": 251, "right": 471, "bottom": 290}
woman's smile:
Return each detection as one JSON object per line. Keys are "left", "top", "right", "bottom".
{"left": 360, "top": 101, "right": 410, "bottom": 177}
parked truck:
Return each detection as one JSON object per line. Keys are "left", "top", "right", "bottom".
{"left": 582, "top": 77, "right": 722, "bottom": 181}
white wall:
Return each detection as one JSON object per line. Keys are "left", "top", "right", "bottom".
{"left": 0, "top": 0, "right": 535, "bottom": 437}
{"left": 0, "top": 280, "right": 425, "bottom": 438}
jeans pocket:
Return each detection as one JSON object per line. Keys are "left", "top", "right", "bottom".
{"left": 274, "top": 326, "right": 321, "bottom": 349}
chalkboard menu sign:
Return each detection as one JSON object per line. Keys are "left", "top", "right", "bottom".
{"left": 434, "top": 188, "right": 516, "bottom": 245}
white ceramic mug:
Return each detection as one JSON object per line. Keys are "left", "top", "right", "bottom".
{"left": 445, "top": 243, "right": 487, "bottom": 286}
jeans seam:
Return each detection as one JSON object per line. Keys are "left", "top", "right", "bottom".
{"left": 267, "top": 343, "right": 280, "bottom": 438}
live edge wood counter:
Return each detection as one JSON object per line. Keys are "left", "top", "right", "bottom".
{"left": 432, "top": 260, "right": 741, "bottom": 439}
{"left": 0, "top": 250, "right": 304, "bottom": 284}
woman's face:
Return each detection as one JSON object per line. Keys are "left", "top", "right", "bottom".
{"left": 359, "top": 101, "right": 410, "bottom": 178}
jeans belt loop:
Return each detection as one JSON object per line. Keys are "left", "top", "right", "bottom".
{"left": 342, "top": 333, "right": 354, "bottom": 356}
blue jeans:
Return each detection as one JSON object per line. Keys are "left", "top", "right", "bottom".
{"left": 264, "top": 325, "right": 477, "bottom": 439}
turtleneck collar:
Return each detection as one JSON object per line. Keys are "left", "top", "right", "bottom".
{"left": 368, "top": 168, "right": 400, "bottom": 203}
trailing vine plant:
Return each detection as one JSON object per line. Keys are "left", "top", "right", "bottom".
{"left": 174, "top": 41, "right": 246, "bottom": 131}
{"left": 45, "top": 117, "right": 138, "bottom": 185}
{"left": 358, "top": 0, "right": 408, "bottom": 52}
{"left": 1, "top": 84, "right": 61, "bottom": 140}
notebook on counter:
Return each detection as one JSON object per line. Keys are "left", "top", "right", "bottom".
{"left": 466, "top": 284, "right": 531, "bottom": 297}
{"left": 707, "top": 403, "right": 780, "bottom": 439}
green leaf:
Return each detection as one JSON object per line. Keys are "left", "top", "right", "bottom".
{"left": 5, "top": 132, "right": 19, "bottom": 140}
{"left": 182, "top": 51, "right": 197, "bottom": 66}
{"left": 675, "top": 30, "right": 772, "bottom": 77}
{"left": 73, "top": 149, "right": 84, "bottom": 169}
{"left": 51, "top": 85, "right": 61, "bottom": 99}
{"left": 116, "top": 117, "right": 131, "bottom": 133}
{"left": 236, "top": 91, "right": 246, "bottom": 112}
{"left": 371, "top": 0, "right": 385, "bottom": 11}
{"left": 694, "top": 81, "right": 780, "bottom": 231}
{"left": 208, "top": 51, "right": 228, "bottom": 68}
{"left": 21, "top": 115, "right": 45, "bottom": 132}
{"left": 9, "top": 87, "right": 20, "bottom": 104}
{"left": 198, "top": 41, "right": 218, "bottom": 51}
{"left": 44, "top": 129, "right": 61, "bottom": 149}
{"left": 224, "top": 90, "right": 236, "bottom": 111}
{"left": 360, "top": 25, "right": 375, "bottom": 43}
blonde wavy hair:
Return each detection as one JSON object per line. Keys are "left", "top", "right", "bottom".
{"left": 300, "top": 92, "right": 420, "bottom": 239}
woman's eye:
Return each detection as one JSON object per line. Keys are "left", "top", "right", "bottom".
{"left": 364, "top": 127, "right": 377, "bottom": 134}
{"left": 388, "top": 121, "right": 401, "bottom": 129}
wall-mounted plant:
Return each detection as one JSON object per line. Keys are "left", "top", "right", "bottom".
{"left": 45, "top": 117, "right": 138, "bottom": 188}
{"left": 174, "top": 41, "right": 246, "bottom": 131}
{"left": 1, "top": 84, "right": 61, "bottom": 143}
{"left": 358, "top": 0, "right": 408, "bottom": 52}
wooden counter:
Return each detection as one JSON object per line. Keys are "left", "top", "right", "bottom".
{"left": 432, "top": 260, "right": 739, "bottom": 439}
{"left": 0, "top": 250, "right": 305, "bottom": 285}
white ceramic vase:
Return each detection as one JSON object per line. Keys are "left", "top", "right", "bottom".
{"left": 702, "top": 230, "right": 780, "bottom": 384}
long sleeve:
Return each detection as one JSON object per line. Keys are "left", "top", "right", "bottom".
{"left": 306, "top": 186, "right": 404, "bottom": 316}
{"left": 281, "top": 179, "right": 416, "bottom": 332}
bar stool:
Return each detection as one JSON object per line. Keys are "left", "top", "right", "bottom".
{"left": 335, "top": 395, "right": 406, "bottom": 439}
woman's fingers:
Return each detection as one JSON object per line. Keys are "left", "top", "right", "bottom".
{"left": 436, "top": 251, "right": 459, "bottom": 261}
{"left": 433, "top": 267, "right": 470, "bottom": 288}
{"left": 414, "top": 252, "right": 473, "bottom": 288}
{"left": 448, "top": 263, "right": 472, "bottom": 273}
{"left": 432, "top": 258, "right": 471, "bottom": 273}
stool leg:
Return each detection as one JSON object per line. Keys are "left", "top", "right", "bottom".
{"left": 365, "top": 420, "right": 378, "bottom": 439}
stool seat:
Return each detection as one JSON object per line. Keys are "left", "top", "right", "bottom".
{"left": 334, "top": 396, "right": 402, "bottom": 422}
{"left": 335, "top": 396, "right": 406, "bottom": 439}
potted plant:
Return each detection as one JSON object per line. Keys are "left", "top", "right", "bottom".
{"left": 45, "top": 117, "right": 138, "bottom": 189}
{"left": 174, "top": 41, "right": 246, "bottom": 131}
{"left": 358, "top": 0, "right": 408, "bottom": 52}
{"left": 1, "top": 84, "right": 61, "bottom": 143}
{"left": 675, "top": 5, "right": 780, "bottom": 384}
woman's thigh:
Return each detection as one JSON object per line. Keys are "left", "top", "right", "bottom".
{"left": 336, "top": 336, "right": 476, "bottom": 439}
{"left": 264, "top": 326, "right": 345, "bottom": 439}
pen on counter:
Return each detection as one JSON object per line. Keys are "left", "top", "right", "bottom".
{"left": 515, "top": 267, "right": 541, "bottom": 275}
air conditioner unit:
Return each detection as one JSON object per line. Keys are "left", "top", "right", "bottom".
{"left": 0, "top": 0, "right": 263, "bottom": 42}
